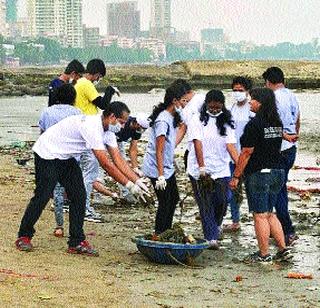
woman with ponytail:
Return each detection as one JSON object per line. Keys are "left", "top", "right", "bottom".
{"left": 143, "top": 84, "right": 190, "bottom": 235}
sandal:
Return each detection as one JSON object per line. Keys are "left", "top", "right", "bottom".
{"left": 53, "top": 227, "right": 64, "bottom": 238}
{"left": 222, "top": 223, "right": 241, "bottom": 233}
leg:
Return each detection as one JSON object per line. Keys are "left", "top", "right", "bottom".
{"left": 18, "top": 154, "right": 59, "bottom": 238}
{"left": 253, "top": 213, "right": 271, "bottom": 256}
{"left": 229, "top": 163, "right": 240, "bottom": 223}
{"left": 268, "top": 213, "right": 286, "bottom": 251}
{"left": 59, "top": 159, "right": 86, "bottom": 247}
{"left": 151, "top": 174, "right": 179, "bottom": 234}
{"left": 275, "top": 147, "right": 296, "bottom": 237}
{"left": 190, "top": 176, "right": 219, "bottom": 241}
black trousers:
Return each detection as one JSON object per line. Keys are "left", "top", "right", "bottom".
{"left": 18, "top": 153, "right": 86, "bottom": 247}
{"left": 150, "top": 174, "right": 180, "bottom": 234}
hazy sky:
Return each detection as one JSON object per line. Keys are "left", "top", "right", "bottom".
{"left": 20, "top": 0, "right": 320, "bottom": 45}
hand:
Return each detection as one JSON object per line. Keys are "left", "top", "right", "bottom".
{"left": 229, "top": 177, "right": 239, "bottom": 190}
{"left": 155, "top": 176, "right": 166, "bottom": 190}
{"left": 199, "top": 166, "right": 206, "bottom": 177}
{"left": 133, "top": 167, "right": 144, "bottom": 177}
{"left": 111, "top": 192, "right": 119, "bottom": 200}
{"left": 283, "top": 132, "right": 299, "bottom": 143}
{"left": 135, "top": 178, "right": 149, "bottom": 194}
{"left": 125, "top": 181, "right": 149, "bottom": 202}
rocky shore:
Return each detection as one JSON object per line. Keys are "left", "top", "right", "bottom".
{"left": 1, "top": 60, "right": 320, "bottom": 97}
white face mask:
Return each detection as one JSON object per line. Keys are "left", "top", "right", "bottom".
{"left": 232, "top": 91, "right": 247, "bottom": 102}
{"left": 108, "top": 123, "right": 122, "bottom": 133}
{"left": 68, "top": 78, "right": 74, "bottom": 84}
{"left": 206, "top": 110, "right": 223, "bottom": 118}
{"left": 175, "top": 105, "right": 183, "bottom": 114}
{"left": 93, "top": 78, "right": 101, "bottom": 86}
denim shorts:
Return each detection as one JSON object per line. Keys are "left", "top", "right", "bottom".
{"left": 245, "top": 169, "right": 285, "bottom": 213}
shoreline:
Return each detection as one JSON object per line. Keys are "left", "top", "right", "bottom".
{"left": 1, "top": 60, "right": 320, "bottom": 97}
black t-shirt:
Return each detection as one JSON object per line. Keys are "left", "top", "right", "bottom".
{"left": 240, "top": 116, "right": 283, "bottom": 176}
{"left": 116, "top": 116, "right": 142, "bottom": 143}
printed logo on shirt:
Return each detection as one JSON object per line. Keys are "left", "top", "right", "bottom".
{"left": 264, "top": 127, "right": 282, "bottom": 139}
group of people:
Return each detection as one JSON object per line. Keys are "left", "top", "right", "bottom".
{"left": 15, "top": 59, "right": 300, "bottom": 263}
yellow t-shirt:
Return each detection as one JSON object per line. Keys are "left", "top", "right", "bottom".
{"left": 74, "top": 77, "right": 100, "bottom": 115}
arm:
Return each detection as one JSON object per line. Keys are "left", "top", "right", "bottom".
{"left": 193, "top": 139, "right": 204, "bottom": 168}
{"left": 227, "top": 143, "right": 239, "bottom": 164}
{"left": 176, "top": 123, "right": 187, "bottom": 146}
{"left": 107, "top": 145, "right": 139, "bottom": 183}
{"left": 295, "top": 112, "right": 300, "bottom": 135}
{"left": 128, "top": 139, "right": 139, "bottom": 169}
{"left": 156, "top": 135, "right": 166, "bottom": 176}
{"left": 93, "top": 149, "right": 129, "bottom": 186}
{"left": 92, "top": 86, "right": 116, "bottom": 110}
{"left": 229, "top": 147, "right": 254, "bottom": 190}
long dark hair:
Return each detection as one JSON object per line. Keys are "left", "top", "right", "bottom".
{"left": 250, "top": 88, "right": 282, "bottom": 127}
{"left": 149, "top": 84, "right": 187, "bottom": 128}
{"left": 200, "top": 89, "right": 234, "bottom": 136}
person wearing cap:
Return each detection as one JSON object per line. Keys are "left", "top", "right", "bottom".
{"left": 48, "top": 59, "right": 85, "bottom": 107}
{"left": 115, "top": 112, "right": 150, "bottom": 203}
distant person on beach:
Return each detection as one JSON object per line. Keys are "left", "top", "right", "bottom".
{"left": 74, "top": 59, "right": 120, "bottom": 222}
{"left": 39, "top": 84, "right": 81, "bottom": 237}
{"left": 48, "top": 59, "right": 85, "bottom": 107}
{"left": 15, "top": 103, "right": 150, "bottom": 256}
{"left": 187, "top": 90, "right": 238, "bottom": 249}
{"left": 115, "top": 112, "right": 150, "bottom": 203}
{"left": 142, "top": 84, "right": 190, "bottom": 236}
{"left": 262, "top": 67, "right": 300, "bottom": 246}
{"left": 223, "top": 76, "right": 254, "bottom": 233}
{"left": 230, "top": 87, "right": 294, "bottom": 263}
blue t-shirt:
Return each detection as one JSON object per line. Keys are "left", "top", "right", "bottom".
{"left": 48, "top": 78, "right": 65, "bottom": 107}
{"left": 39, "top": 104, "right": 81, "bottom": 132}
{"left": 142, "top": 110, "right": 177, "bottom": 179}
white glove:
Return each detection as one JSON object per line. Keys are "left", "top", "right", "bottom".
{"left": 199, "top": 166, "right": 206, "bottom": 177}
{"left": 133, "top": 167, "right": 144, "bottom": 177}
{"left": 135, "top": 178, "right": 149, "bottom": 193}
{"left": 125, "top": 181, "right": 148, "bottom": 202}
{"left": 112, "top": 86, "right": 121, "bottom": 96}
{"left": 155, "top": 176, "right": 166, "bottom": 190}
{"left": 111, "top": 192, "right": 119, "bottom": 200}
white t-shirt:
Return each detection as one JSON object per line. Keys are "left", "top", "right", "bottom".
{"left": 187, "top": 115, "right": 236, "bottom": 180}
{"left": 33, "top": 115, "right": 106, "bottom": 160}
{"left": 274, "top": 87, "right": 300, "bottom": 151}
{"left": 230, "top": 101, "right": 255, "bottom": 154}
{"left": 181, "top": 93, "right": 206, "bottom": 126}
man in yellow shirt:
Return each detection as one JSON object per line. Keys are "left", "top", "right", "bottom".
{"left": 74, "top": 58, "right": 119, "bottom": 115}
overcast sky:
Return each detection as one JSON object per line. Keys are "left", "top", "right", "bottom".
{"left": 20, "top": 0, "right": 320, "bottom": 45}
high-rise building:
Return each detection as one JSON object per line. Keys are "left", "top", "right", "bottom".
{"left": 107, "top": 1, "right": 140, "bottom": 39}
{"left": 83, "top": 25, "right": 100, "bottom": 48}
{"left": 26, "top": 0, "right": 83, "bottom": 47}
{"left": 150, "top": 0, "right": 171, "bottom": 41}
{"left": 6, "top": 0, "right": 17, "bottom": 23}
{"left": 0, "top": 0, "right": 7, "bottom": 36}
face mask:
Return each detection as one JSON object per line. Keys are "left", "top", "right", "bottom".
{"left": 108, "top": 123, "right": 122, "bottom": 133}
{"left": 175, "top": 105, "right": 183, "bottom": 114}
{"left": 68, "top": 78, "right": 74, "bottom": 84}
{"left": 232, "top": 91, "right": 247, "bottom": 102}
{"left": 206, "top": 110, "right": 223, "bottom": 118}
{"left": 93, "top": 78, "right": 100, "bottom": 86}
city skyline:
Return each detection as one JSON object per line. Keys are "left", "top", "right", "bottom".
{"left": 16, "top": 0, "right": 320, "bottom": 45}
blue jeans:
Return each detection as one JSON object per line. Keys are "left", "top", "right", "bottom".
{"left": 275, "top": 146, "right": 296, "bottom": 236}
{"left": 53, "top": 182, "right": 64, "bottom": 227}
{"left": 190, "top": 176, "right": 229, "bottom": 241}
{"left": 245, "top": 169, "right": 285, "bottom": 213}
{"left": 80, "top": 151, "right": 99, "bottom": 213}
{"left": 229, "top": 163, "right": 240, "bottom": 223}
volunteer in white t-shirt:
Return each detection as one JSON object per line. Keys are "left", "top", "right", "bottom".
{"left": 143, "top": 84, "right": 190, "bottom": 236}
{"left": 187, "top": 90, "right": 238, "bottom": 249}
{"left": 224, "top": 76, "right": 254, "bottom": 233}
{"left": 15, "top": 105, "right": 150, "bottom": 256}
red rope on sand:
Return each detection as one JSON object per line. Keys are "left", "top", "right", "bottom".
{"left": 287, "top": 186, "right": 320, "bottom": 194}
{"left": 0, "top": 268, "right": 53, "bottom": 280}
{"left": 293, "top": 166, "right": 320, "bottom": 171}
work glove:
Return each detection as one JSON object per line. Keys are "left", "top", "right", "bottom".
{"left": 155, "top": 176, "right": 167, "bottom": 190}
{"left": 199, "top": 166, "right": 207, "bottom": 177}
{"left": 133, "top": 167, "right": 144, "bottom": 177}
{"left": 111, "top": 86, "right": 120, "bottom": 96}
{"left": 135, "top": 178, "right": 149, "bottom": 194}
{"left": 125, "top": 181, "right": 148, "bottom": 202}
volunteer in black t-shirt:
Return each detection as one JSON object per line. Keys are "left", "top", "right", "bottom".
{"left": 229, "top": 88, "right": 296, "bottom": 263}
